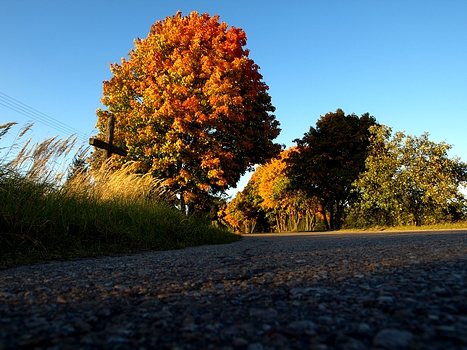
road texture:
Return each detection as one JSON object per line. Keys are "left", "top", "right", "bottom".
{"left": 1, "top": 230, "right": 467, "bottom": 349}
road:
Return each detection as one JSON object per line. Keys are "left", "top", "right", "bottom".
{"left": 1, "top": 229, "right": 466, "bottom": 349}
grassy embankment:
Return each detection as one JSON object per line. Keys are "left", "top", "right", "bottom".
{"left": 0, "top": 123, "right": 240, "bottom": 269}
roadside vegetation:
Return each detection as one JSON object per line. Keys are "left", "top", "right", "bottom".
{"left": 2, "top": 11, "right": 467, "bottom": 268}
{"left": 222, "top": 110, "right": 467, "bottom": 233}
{"left": 339, "top": 221, "right": 467, "bottom": 233}
{"left": 0, "top": 122, "right": 240, "bottom": 269}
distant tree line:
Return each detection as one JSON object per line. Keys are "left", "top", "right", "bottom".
{"left": 220, "top": 109, "right": 467, "bottom": 232}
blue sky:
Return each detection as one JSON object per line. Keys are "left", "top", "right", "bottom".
{"left": 1, "top": 1, "right": 466, "bottom": 193}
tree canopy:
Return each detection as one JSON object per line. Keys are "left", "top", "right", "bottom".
{"left": 286, "top": 109, "right": 377, "bottom": 230}
{"left": 351, "top": 125, "right": 467, "bottom": 227}
{"left": 222, "top": 148, "right": 319, "bottom": 233}
{"left": 225, "top": 111, "right": 466, "bottom": 232}
{"left": 252, "top": 147, "right": 318, "bottom": 232}
{"left": 220, "top": 181, "right": 267, "bottom": 234}
{"left": 94, "top": 11, "right": 281, "bottom": 212}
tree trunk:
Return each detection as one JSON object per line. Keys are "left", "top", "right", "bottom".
{"left": 329, "top": 205, "right": 335, "bottom": 230}
{"left": 335, "top": 200, "right": 342, "bottom": 230}
{"left": 321, "top": 201, "right": 330, "bottom": 231}
{"left": 180, "top": 193, "right": 186, "bottom": 215}
{"left": 249, "top": 220, "right": 257, "bottom": 233}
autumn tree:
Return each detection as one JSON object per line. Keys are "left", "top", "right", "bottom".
{"left": 253, "top": 148, "right": 318, "bottom": 232}
{"left": 220, "top": 180, "right": 268, "bottom": 233}
{"left": 222, "top": 148, "right": 320, "bottom": 233}
{"left": 350, "top": 125, "right": 467, "bottom": 227}
{"left": 286, "top": 109, "right": 377, "bottom": 230}
{"left": 94, "top": 11, "right": 281, "bottom": 213}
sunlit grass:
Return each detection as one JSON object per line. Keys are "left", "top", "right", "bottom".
{"left": 339, "top": 221, "right": 467, "bottom": 233}
{"left": 0, "top": 123, "right": 240, "bottom": 269}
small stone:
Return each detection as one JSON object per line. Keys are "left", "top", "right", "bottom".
{"left": 106, "top": 336, "right": 129, "bottom": 343}
{"left": 319, "top": 316, "right": 334, "bottom": 325}
{"left": 435, "top": 325, "right": 456, "bottom": 333}
{"left": 248, "top": 343, "right": 264, "bottom": 350}
{"left": 263, "top": 332, "right": 289, "bottom": 348}
{"left": 377, "top": 296, "right": 394, "bottom": 303}
{"left": 113, "top": 284, "right": 129, "bottom": 291}
{"left": 233, "top": 337, "right": 249, "bottom": 346}
{"left": 182, "top": 315, "right": 196, "bottom": 331}
{"left": 357, "top": 323, "right": 371, "bottom": 334}
{"left": 75, "top": 320, "right": 92, "bottom": 333}
{"left": 373, "top": 328, "right": 413, "bottom": 349}
{"left": 287, "top": 320, "right": 316, "bottom": 331}
{"left": 62, "top": 325, "right": 75, "bottom": 334}
{"left": 359, "top": 297, "right": 374, "bottom": 307}
{"left": 222, "top": 325, "right": 241, "bottom": 338}
{"left": 342, "top": 337, "right": 367, "bottom": 350}
{"left": 431, "top": 287, "right": 449, "bottom": 296}
{"left": 18, "top": 336, "right": 47, "bottom": 348}
{"left": 248, "top": 308, "right": 278, "bottom": 322}
{"left": 290, "top": 287, "right": 308, "bottom": 296}
{"left": 435, "top": 325, "right": 458, "bottom": 340}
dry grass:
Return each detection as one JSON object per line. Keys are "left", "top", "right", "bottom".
{"left": 0, "top": 123, "right": 239, "bottom": 269}
{"left": 352, "top": 221, "right": 467, "bottom": 232}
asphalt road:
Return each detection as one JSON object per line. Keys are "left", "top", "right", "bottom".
{"left": 1, "top": 229, "right": 466, "bottom": 349}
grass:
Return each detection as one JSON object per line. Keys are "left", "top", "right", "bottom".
{"left": 0, "top": 122, "right": 240, "bottom": 269}
{"left": 338, "top": 221, "right": 467, "bottom": 233}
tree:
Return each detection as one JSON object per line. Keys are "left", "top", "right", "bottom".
{"left": 220, "top": 180, "right": 268, "bottom": 233}
{"left": 351, "top": 125, "right": 467, "bottom": 227}
{"left": 286, "top": 109, "right": 377, "bottom": 230}
{"left": 94, "top": 11, "right": 281, "bottom": 213}
{"left": 66, "top": 150, "right": 89, "bottom": 181}
{"left": 253, "top": 148, "right": 318, "bottom": 232}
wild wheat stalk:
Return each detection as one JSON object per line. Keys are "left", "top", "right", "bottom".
{"left": 1, "top": 122, "right": 81, "bottom": 184}
{"left": 64, "top": 159, "right": 176, "bottom": 205}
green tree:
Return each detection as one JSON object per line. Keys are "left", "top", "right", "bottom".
{"left": 351, "top": 125, "right": 467, "bottom": 227}
{"left": 286, "top": 109, "right": 377, "bottom": 230}
{"left": 66, "top": 150, "right": 89, "bottom": 181}
{"left": 94, "top": 11, "right": 281, "bottom": 214}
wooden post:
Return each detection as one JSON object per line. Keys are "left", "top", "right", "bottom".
{"left": 89, "top": 117, "right": 127, "bottom": 158}
{"left": 106, "top": 117, "right": 115, "bottom": 158}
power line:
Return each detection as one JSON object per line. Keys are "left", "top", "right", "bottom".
{"left": 0, "top": 91, "right": 91, "bottom": 142}
{"left": 0, "top": 91, "right": 94, "bottom": 143}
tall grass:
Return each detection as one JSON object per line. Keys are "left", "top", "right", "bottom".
{"left": 0, "top": 123, "right": 240, "bottom": 269}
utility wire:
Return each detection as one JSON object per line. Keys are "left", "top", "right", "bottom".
{"left": 0, "top": 91, "right": 94, "bottom": 144}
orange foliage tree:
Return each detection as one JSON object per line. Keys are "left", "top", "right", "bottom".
{"left": 219, "top": 182, "right": 267, "bottom": 234}
{"left": 95, "top": 11, "right": 281, "bottom": 213}
{"left": 222, "top": 148, "right": 319, "bottom": 233}
{"left": 253, "top": 148, "right": 319, "bottom": 232}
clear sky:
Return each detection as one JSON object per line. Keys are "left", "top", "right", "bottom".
{"left": 1, "top": 1, "right": 466, "bottom": 194}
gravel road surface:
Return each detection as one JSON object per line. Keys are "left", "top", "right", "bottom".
{"left": 1, "top": 230, "right": 467, "bottom": 349}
